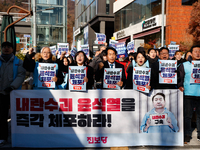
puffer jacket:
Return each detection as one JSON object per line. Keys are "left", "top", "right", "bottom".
{"left": 0, "top": 55, "right": 26, "bottom": 95}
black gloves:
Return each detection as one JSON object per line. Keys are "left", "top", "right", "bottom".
{"left": 4, "top": 87, "right": 13, "bottom": 93}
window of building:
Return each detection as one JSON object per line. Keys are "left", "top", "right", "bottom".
{"left": 182, "top": 0, "right": 198, "bottom": 5}
{"left": 106, "top": 0, "right": 110, "bottom": 14}
{"left": 115, "top": 0, "right": 162, "bottom": 32}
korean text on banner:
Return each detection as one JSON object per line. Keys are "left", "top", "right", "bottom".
{"left": 103, "top": 68, "right": 122, "bottom": 90}
{"left": 168, "top": 45, "right": 179, "bottom": 59}
{"left": 57, "top": 43, "right": 69, "bottom": 58}
{"left": 80, "top": 44, "right": 89, "bottom": 58}
{"left": 127, "top": 41, "right": 136, "bottom": 53}
{"left": 68, "top": 66, "right": 87, "bottom": 91}
{"left": 49, "top": 45, "right": 57, "bottom": 56}
{"left": 71, "top": 47, "right": 77, "bottom": 58}
{"left": 38, "top": 63, "right": 57, "bottom": 88}
{"left": 115, "top": 42, "right": 127, "bottom": 58}
{"left": 11, "top": 89, "right": 183, "bottom": 148}
{"left": 94, "top": 33, "right": 106, "bottom": 45}
{"left": 190, "top": 61, "right": 200, "bottom": 84}
{"left": 133, "top": 67, "right": 151, "bottom": 93}
{"left": 159, "top": 60, "right": 177, "bottom": 84}
{"left": 109, "top": 39, "right": 118, "bottom": 49}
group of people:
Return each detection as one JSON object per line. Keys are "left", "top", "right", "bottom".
{"left": 0, "top": 41, "right": 200, "bottom": 145}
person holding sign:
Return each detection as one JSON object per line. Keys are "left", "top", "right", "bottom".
{"left": 71, "top": 51, "right": 94, "bottom": 89}
{"left": 150, "top": 47, "right": 177, "bottom": 89}
{"left": 140, "top": 93, "right": 179, "bottom": 133}
{"left": 125, "top": 51, "right": 151, "bottom": 92}
{"left": 178, "top": 45, "right": 200, "bottom": 143}
{"left": 95, "top": 47, "right": 126, "bottom": 89}
{"left": 0, "top": 42, "right": 26, "bottom": 145}
{"left": 23, "top": 47, "right": 63, "bottom": 89}
{"left": 147, "top": 48, "right": 159, "bottom": 68}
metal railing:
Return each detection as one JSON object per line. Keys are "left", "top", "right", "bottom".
{"left": 0, "top": 12, "right": 31, "bottom": 22}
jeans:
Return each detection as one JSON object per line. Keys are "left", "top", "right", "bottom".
{"left": 0, "top": 94, "right": 10, "bottom": 141}
{"left": 184, "top": 96, "right": 200, "bottom": 137}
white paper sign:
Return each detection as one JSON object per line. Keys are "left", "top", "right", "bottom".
{"left": 57, "top": 43, "right": 69, "bottom": 58}
{"left": 190, "top": 61, "right": 200, "bottom": 84}
{"left": 38, "top": 63, "right": 57, "bottom": 88}
{"left": 150, "top": 113, "right": 168, "bottom": 126}
{"left": 80, "top": 44, "right": 89, "bottom": 58}
{"left": 133, "top": 67, "right": 151, "bottom": 93}
{"left": 103, "top": 68, "right": 122, "bottom": 90}
{"left": 168, "top": 45, "right": 179, "bottom": 59}
{"left": 159, "top": 60, "right": 177, "bottom": 84}
{"left": 49, "top": 45, "right": 57, "bottom": 56}
{"left": 68, "top": 66, "right": 87, "bottom": 91}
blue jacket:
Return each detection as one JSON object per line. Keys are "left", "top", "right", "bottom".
{"left": 140, "top": 108, "right": 179, "bottom": 133}
{"left": 178, "top": 61, "right": 200, "bottom": 96}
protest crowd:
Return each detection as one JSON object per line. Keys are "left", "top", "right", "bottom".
{"left": 0, "top": 40, "right": 200, "bottom": 146}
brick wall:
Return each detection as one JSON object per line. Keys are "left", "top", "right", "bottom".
{"left": 166, "top": 0, "right": 193, "bottom": 46}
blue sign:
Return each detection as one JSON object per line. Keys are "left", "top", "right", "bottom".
{"left": 115, "top": 42, "right": 127, "bottom": 58}
{"left": 94, "top": 33, "right": 106, "bottom": 44}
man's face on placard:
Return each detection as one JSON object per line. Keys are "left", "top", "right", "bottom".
{"left": 192, "top": 47, "right": 200, "bottom": 60}
{"left": 153, "top": 95, "right": 165, "bottom": 109}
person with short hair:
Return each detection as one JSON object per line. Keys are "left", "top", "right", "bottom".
{"left": 147, "top": 48, "right": 159, "bottom": 68}
{"left": 140, "top": 93, "right": 179, "bottom": 133}
{"left": 95, "top": 47, "right": 126, "bottom": 89}
{"left": 0, "top": 42, "right": 26, "bottom": 145}
{"left": 150, "top": 47, "right": 177, "bottom": 89}
{"left": 23, "top": 47, "right": 63, "bottom": 89}
{"left": 178, "top": 45, "right": 200, "bottom": 143}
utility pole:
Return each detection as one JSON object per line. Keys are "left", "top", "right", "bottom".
{"left": 33, "top": 0, "right": 36, "bottom": 52}
{"left": 161, "top": 0, "right": 165, "bottom": 47}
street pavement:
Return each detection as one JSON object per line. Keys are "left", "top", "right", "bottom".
{"left": 1, "top": 120, "right": 200, "bottom": 150}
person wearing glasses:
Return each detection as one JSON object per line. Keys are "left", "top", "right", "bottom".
{"left": 150, "top": 47, "right": 177, "bottom": 89}
{"left": 23, "top": 47, "right": 63, "bottom": 89}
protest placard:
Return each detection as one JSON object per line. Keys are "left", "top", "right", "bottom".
{"left": 38, "top": 63, "right": 57, "bottom": 88}
{"left": 115, "top": 42, "right": 127, "bottom": 58}
{"left": 57, "top": 43, "right": 69, "bottom": 58}
{"left": 127, "top": 41, "right": 136, "bottom": 53}
{"left": 109, "top": 39, "right": 118, "bottom": 49}
{"left": 49, "top": 45, "right": 57, "bottom": 56}
{"left": 80, "top": 44, "right": 89, "bottom": 58}
{"left": 68, "top": 66, "right": 87, "bottom": 91}
{"left": 133, "top": 67, "right": 151, "bottom": 93}
{"left": 159, "top": 60, "right": 177, "bottom": 84}
{"left": 168, "top": 45, "right": 179, "bottom": 59}
{"left": 94, "top": 33, "right": 106, "bottom": 44}
{"left": 190, "top": 61, "right": 200, "bottom": 84}
{"left": 103, "top": 68, "right": 122, "bottom": 90}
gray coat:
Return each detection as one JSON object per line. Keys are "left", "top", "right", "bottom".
{"left": 0, "top": 55, "right": 26, "bottom": 95}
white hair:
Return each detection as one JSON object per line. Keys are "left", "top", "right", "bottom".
{"left": 40, "top": 47, "right": 51, "bottom": 53}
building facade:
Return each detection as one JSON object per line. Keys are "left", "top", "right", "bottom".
{"left": 74, "top": 0, "right": 115, "bottom": 56}
{"left": 31, "top": 0, "right": 68, "bottom": 52}
{"left": 113, "top": 0, "right": 196, "bottom": 49}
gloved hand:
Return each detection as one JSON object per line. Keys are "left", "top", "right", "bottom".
{"left": 4, "top": 87, "right": 13, "bottom": 93}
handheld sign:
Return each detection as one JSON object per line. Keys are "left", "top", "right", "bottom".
{"left": 150, "top": 113, "right": 168, "bottom": 126}
{"left": 70, "top": 47, "right": 77, "bottom": 58}
{"left": 159, "top": 60, "right": 177, "bottom": 84}
{"left": 190, "top": 61, "right": 200, "bottom": 84}
{"left": 115, "top": 42, "right": 127, "bottom": 58}
{"left": 49, "top": 45, "right": 57, "bottom": 56}
{"left": 57, "top": 43, "right": 69, "bottom": 58}
{"left": 80, "top": 44, "right": 89, "bottom": 58}
{"left": 133, "top": 67, "right": 151, "bottom": 93}
{"left": 103, "top": 68, "right": 122, "bottom": 90}
{"left": 38, "top": 63, "right": 57, "bottom": 88}
{"left": 127, "top": 41, "right": 136, "bottom": 53}
{"left": 94, "top": 33, "right": 106, "bottom": 44}
{"left": 109, "top": 39, "right": 118, "bottom": 49}
{"left": 69, "top": 66, "right": 87, "bottom": 91}
{"left": 168, "top": 45, "right": 179, "bottom": 59}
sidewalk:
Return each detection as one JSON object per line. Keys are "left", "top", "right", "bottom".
{"left": 1, "top": 120, "right": 200, "bottom": 150}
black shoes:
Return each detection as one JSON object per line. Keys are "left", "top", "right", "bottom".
{"left": 184, "top": 135, "right": 191, "bottom": 143}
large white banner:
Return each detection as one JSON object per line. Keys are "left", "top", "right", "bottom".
{"left": 11, "top": 90, "right": 183, "bottom": 148}
{"left": 190, "top": 61, "right": 200, "bottom": 84}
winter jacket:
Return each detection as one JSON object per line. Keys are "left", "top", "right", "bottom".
{"left": 23, "top": 52, "right": 63, "bottom": 89}
{"left": 0, "top": 55, "right": 26, "bottom": 95}
{"left": 178, "top": 61, "right": 200, "bottom": 96}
